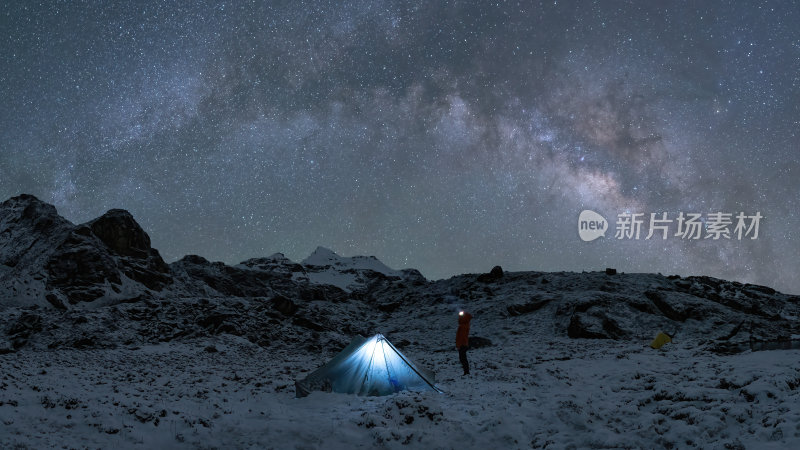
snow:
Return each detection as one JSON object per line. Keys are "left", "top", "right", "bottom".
{"left": 2, "top": 261, "right": 799, "bottom": 447}
{"left": 303, "top": 246, "right": 402, "bottom": 277}
{"left": 299, "top": 246, "right": 405, "bottom": 292}
{"left": 1, "top": 196, "right": 799, "bottom": 448}
{"left": 1, "top": 336, "right": 798, "bottom": 449}
{"left": 305, "top": 269, "right": 359, "bottom": 292}
{"left": 234, "top": 247, "right": 409, "bottom": 292}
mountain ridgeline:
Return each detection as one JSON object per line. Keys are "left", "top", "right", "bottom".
{"left": 0, "top": 194, "right": 798, "bottom": 355}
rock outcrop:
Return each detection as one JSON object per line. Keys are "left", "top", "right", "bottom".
{"left": 0, "top": 194, "right": 797, "bottom": 358}
{"left": 0, "top": 195, "right": 170, "bottom": 306}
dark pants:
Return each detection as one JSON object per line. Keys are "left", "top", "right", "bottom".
{"left": 458, "top": 345, "right": 469, "bottom": 374}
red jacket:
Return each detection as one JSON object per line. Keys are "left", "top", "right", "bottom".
{"left": 456, "top": 312, "right": 472, "bottom": 348}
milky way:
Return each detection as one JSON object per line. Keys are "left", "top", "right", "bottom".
{"left": 1, "top": 1, "right": 798, "bottom": 293}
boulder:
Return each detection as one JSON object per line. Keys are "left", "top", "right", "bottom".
{"left": 507, "top": 297, "right": 550, "bottom": 316}
{"left": 271, "top": 295, "right": 298, "bottom": 315}
{"left": 567, "top": 311, "right": 626, "bottom": 339}
{"left": 490, "top": 266, "right": 504, "bottom": 278}
{"left": 477, "top": 265, "right": 504, "bottom": 283}
{"left": 644, "top": 290, "right": 691, "bottom": 322}
{"left": 198, "top": 311, "right": 241, "bottom": 335}
{"left": 292, "top": 316, "right": 326, "bottom": 331}
{"left": 6, "top": 312, "right": 43, "bottom": 349}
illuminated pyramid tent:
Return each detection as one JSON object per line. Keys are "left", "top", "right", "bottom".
{"left": 295, "top": 334, "right": 442, "bottom": 397}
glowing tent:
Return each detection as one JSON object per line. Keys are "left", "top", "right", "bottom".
{"left": 295, "top": 334, "right": 442, "bottom": 397}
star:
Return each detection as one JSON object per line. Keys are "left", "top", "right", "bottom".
{"left": 1, "top": 1, "right": 798, "bottom": 293}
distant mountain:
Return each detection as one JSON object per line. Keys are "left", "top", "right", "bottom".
{"left": 303, "top": 246, "right": 399, "bottom": 273}
{"left": 0, "top": 195, "right": 422, "bottom": 307}
{"left": 0, "top": 194, "right": 797, "bottom": 356}
{"left": 298, "top": 246, "right": 425, "bottom": 292}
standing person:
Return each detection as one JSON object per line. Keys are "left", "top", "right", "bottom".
{"left": 456, "top": 311, "right": 472, "bottom": 375}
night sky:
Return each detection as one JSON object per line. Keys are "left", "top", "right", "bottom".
{"left": 1, "top": 1, "right": 798, "bottom": 293}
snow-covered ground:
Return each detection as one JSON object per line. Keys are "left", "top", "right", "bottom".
{"left": 2, "top": 334, "right": 798, "bottom": 449}
{"left": 1, "top": 196, "right": 799, "bottom": 448}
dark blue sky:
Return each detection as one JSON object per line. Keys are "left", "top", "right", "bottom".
{"left": 2, "top": 1, "right": 798, "bottom": 293}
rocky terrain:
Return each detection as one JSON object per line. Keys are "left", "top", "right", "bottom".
{"left": 1, "top": 194, "right": 799, "bottom": 448}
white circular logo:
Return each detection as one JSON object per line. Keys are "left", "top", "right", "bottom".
{"left": 578, "top": 210, "right": 608, "bottom": 241}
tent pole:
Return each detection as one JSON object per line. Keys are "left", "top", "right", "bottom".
{"left": 382, "top": 336, "right": 443, "bottom": 393}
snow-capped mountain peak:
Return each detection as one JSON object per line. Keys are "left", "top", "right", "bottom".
{"left": 296, "top": 246, "right": 413, "bottom": 291}
{"left": 302, "top": 246, "right": 400, "bottom": 276}
{"left": 301, "top": 246, "right": 343, "bottom": 266}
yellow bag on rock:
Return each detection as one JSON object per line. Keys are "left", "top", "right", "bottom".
{"left": 650, "top": 332, "right": 672, "bottom": 349}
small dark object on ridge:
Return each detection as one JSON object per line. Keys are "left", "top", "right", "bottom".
{"left": 204, "top": 345, "right": 218, "bottom": 353}
{"left": 477, "top": 265, "right": 504, "bottom": 283}
{"left": 605, "top": 268, "right": 617, "bottom": 275}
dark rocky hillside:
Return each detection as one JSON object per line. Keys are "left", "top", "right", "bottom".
{"left": 1, "top": 194, "right": 798, "bottom": 356}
